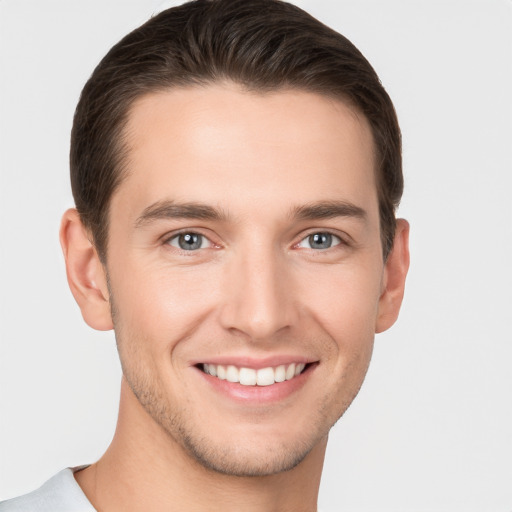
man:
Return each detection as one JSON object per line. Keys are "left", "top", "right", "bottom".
{"left": 0, "top": 0, "right": 409, "bottom": 510}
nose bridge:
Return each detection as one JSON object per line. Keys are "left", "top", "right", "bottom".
{"left": 220, "top": 238, "right": 296, "bottom": 340}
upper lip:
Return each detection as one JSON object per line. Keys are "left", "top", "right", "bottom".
{"left": 190, "top": 355, "right": 317, "bottom": 370}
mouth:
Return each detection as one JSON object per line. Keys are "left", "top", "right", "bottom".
{"left": 198, "top": 362, "right": 310, "bottom": 386}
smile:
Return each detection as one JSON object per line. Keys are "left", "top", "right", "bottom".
{"left": 201, "top": 363, "right": 307, "bottom": 386}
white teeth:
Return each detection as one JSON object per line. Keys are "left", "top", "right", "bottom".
{"left": 285, "top": 363, "right": 296, "bottom": 380}
{"left": 226, "top": 365, "right": 239, "bottom": 383}
{"left": 295, "top": 363, "right": 305, "bottom": 376}
{"left": 216, "top": 365, "right": 226, "bottom": 380}
{"left": 275, "top": 365, "right": 286, "bottom": 383}
{"left": 256, "top": 367, "right": 275, "bottom": 386}
{"left": 202, "top": 362, "right": 307, "bottom": 386}
{"left": 239, "top": 367, "right": 257, "bottom": 386}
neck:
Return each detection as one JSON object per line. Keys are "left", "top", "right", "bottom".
{"left": 75, "top": 379, "right": 326, "bottom": 512}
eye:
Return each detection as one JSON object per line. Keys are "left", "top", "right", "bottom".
{"left": 167, "top": 232, "right": 210, "bottom": 251}
{"left": 297, "top": 232, "right": 342, "bottom": 250}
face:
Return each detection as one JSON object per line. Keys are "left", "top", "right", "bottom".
{"left": 104, "top": 83, "right": 387, "bottom": 476}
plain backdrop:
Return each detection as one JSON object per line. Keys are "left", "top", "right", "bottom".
{"left": 1, "top": 1, "right": 511, "bottom": 510}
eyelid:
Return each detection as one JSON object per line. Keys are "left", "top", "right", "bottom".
{"left": 297, "top": 232, "right": 341, "bottom": 250}
{"left": 169, "top": 234, "right": 209, "bottom": 250}
{"left": 159, "top": 227, "right": 351, "bottom": 251}
{"left": 294, "top": 229, "right": 350, "bottom": 249}
{"left": 162, "top": 229, "right": 220, "bottom": 250}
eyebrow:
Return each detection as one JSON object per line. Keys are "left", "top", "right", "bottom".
{"left": 135, "top": 200, "right": 228, "bottom": 227}
{"left": 291, "top": 200, "right": 367, "bottom": 222}
{"left": 135, "top": 198, "right": 367, "bottom": 228}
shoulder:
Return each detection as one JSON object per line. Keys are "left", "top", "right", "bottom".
{"left": 0, "top": 467, "right": 95, "bottom": 512}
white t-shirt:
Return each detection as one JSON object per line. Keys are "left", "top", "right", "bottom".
{"left": 0, "top": 467, "right": 95, "bottom": 512}
{"left": 0, "top": 468, "right": 326, "bottom": 511}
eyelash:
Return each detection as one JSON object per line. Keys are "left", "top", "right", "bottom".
{"left": 163, "top": 230, "right": 348, "bottom": 253}
{"left": 164, "top": 230, "right": 217, "bottom": 252}
{"left": 295, "top": 231, "right": 344, "bottom": 250}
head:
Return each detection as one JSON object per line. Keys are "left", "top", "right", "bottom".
{"left": 62, "top": 0, "right": 409, "bottom": 479}
{"left": 70, "top": 0, "right": 402, "bottom": 264}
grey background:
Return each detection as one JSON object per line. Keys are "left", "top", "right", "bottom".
{"left": 1, "top": 1, "right": 511, "bottom": 510}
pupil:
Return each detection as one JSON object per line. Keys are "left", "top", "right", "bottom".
{"left": 179, "top": 233, "right": 201, "bottom": 250}
{"left": 310, "top": 233, "right": 331, "bottom": 249}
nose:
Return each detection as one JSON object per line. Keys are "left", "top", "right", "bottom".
{"left": 219, "top": 244, "right": 299, "bottom": 341}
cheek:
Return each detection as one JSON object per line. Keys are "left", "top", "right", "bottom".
{"left": 298, "top": 261, "right": 381, "bottom": 398}
{"left": 109, "top": 259, "right": 220, "bottom": 349}
{"left": 300, "top": 263, "right": 382, "bottom": 339}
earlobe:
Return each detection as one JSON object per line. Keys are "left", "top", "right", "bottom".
{"left": 60, "top": 208, "right": 113, "bottom": 331}
{"left": 375, "top": 218, "right": 410, "bottom": 334}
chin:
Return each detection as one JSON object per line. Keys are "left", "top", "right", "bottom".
{"left": 178, "top": 428, "right": 318, "bottom": 477}
{"left": 126, "top": 370, "right": 330, "bottom": 477}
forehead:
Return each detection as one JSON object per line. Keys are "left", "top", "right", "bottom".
{"left": 114, "top": 83, "right": 378, "bottom": 221}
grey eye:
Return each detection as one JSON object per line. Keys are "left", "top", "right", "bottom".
{"left": 309, "top": 233, "right": 332, "bottom": 249}
{"left": 169, "top": 233, "right": 205, "bottom": 251}
{"left": 298, "top": 232, "right": 341, "bottom": 250}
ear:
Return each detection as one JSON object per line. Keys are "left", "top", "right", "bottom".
{"left": 375, "top": 218, "right": 410, "bottom": 333}
{"left": 60, "top": 208, "right": 113, "bottom": 331}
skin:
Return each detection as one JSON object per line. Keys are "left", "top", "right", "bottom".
{"left": 60, "top": 83, "right": 409, "bottom": 512}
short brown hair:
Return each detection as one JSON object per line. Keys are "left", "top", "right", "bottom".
{"left": 70, "top": 0, "right": 402, "bottom": 261}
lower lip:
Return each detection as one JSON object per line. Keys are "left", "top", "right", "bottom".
{"left": 195, "top": 364, "right": 316, "bottom": 404}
